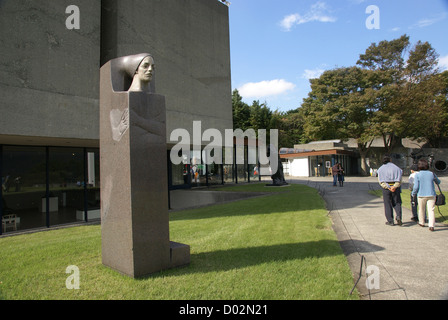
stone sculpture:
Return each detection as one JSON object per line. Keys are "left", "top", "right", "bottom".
{"left": 100, "top": 53, "right": 190, "bottom": 278}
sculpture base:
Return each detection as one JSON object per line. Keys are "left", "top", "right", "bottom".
{"left": 170, "top": 241, "right": 191, "bottom": 269}
{"left": 102, "top": 241, "right": 190, "bottom": 278}
{"left": 265, "top": 183, "right": 290, "bottom": 187}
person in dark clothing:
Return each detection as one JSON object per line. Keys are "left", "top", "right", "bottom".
{"left": 332, "top": 162, "right": 340, "bottom": 186}
{"left": 377, "top": 155, "right": 403, "bottom": 226}
{"left": 408, "top": 164, "right": 419, "bottom": 222}
{"left": 337, "top": 164, "right": 344, "bottom": 187}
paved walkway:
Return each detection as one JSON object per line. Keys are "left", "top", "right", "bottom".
{"left": 288, "top": 175, "right": 448, "bottom": 300}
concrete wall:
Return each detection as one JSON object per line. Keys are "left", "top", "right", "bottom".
{"left": 0, "top": 0, "right": 233, "bottom": 147}
{"left": 101, "top": 0, "right": 233, "bottom": 144}
{"left": 0, "top": 0, "right": 101, "bottom": 147}
{"left": 289, "top": 158, "right": 309, "bottom": 177}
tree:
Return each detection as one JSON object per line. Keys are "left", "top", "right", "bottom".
{"left": 356, "top": 34, "right": 411, "bottom": 153}
{"left": 357, "top": 34, "right": 409, "bottom": 73}
{"left": 232, "top": 90, "right": 277, "bottom": 142}
{"left": 377, "top": 40, "right": 448, "bottom": 147}
{"left": 271, "top": 109, "right": 304, "bottom": 148}
{"left": 398, "top": 70, "right": 448, "bottom": 147}
{"left": 298, "top": 35, "right": 448, "bottom": 174}
{"left": 248, "top": 100, "right": 272, "bottom": 133}
{"left": 300, "top": 67, "right": 377, "bottom": 174}
{"left": 232, "top": 89, "right": 250, "bottom": 130}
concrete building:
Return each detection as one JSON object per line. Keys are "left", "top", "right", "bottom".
{"left": 281, "top": 138, "right": 448, "bottom": 178}
{"left": 280, "top": 140, "right": 358, "bottom": 177}
{"left": 0, "top": 0, "right": 234, "bottom": 234}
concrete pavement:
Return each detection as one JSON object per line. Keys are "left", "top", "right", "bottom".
{"left": 288, "top": 175, "right": 448, "bottom": 300}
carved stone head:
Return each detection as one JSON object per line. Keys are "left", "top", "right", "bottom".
{"left": 110, "top": 53, "right": 155, "bottom": 93}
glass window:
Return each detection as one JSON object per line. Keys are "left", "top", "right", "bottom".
{"left": 207, "top": 163, "right": 222, "bottom": 185}
{"left": 223, "top": 147, "right": 235, "bottom": 184}
{"left": 86, "top": 149, "right": 101, "bottom": 221}
{"left": 203, "top": 147, "right": 223, "bottom": 186}
{"left": 190, "top": 150, "right": 202, "bottom": 187}
{"left": 48, "top": 147, "right": 85, "bottom": 225}
{"left": 169, "top": 149, "right": 191, "bottom": 189}
{"left": 248, "top": 146, "right": 259, "bottom": 182}
{"left": 2, "top": 146, "right": 47, "bottom": 232}
{"left": 171, "top": 162, "right": 191, "bottom": 187}
{"left": 236, "top": 146, "right": 248, "bottom": 183}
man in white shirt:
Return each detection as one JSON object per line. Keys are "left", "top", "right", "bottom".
{"left": 377, "top": 155, "right": 403, "bottom": 226}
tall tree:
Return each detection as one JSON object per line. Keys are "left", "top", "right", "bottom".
{"left": 381, "top": 40, "right": 447, "bottom": 147}
{"left": 300, "top": 67, "right": 377, "bottom": 174}
{"left": 356, "top": 34, "right": 411, "bottom": 153}
{"left": 232, "top": 89, "right": 250, "bottom": 130}
{"left": 398, "top": 70, "right": 448, "bottom": 147}
{"left": 271, "top": 109, "right": 304, "bottom": 148}
{"left": 249, "top": 100, "right": 272, "bottom": 133}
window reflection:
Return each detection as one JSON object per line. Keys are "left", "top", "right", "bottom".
{"left": 1, "top": 146, "right": 101, "bottom": 234}
{"left": 49, "top": 147, "right": 85, "bottom": 225}
{"left": 86, "top": 149, "right": 101, "bottom": 221}
{"left": 2, "top": 146, "right": 47, "bottom": 231}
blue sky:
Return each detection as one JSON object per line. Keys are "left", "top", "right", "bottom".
{"left": 227, "top": 0, "right": 448, "bottom": 112}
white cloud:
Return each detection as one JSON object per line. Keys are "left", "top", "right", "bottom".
{"left": 238, "top": 79, "right": 295, "bottom": 98}
{"left": 439, "top": 55, "right": 448, "bottom": 71}
{"left": 412, "top": 12, "right": 447, "bottom": 28}
{"left": 280, "top": 1, "right": 337, "bottom": 31}
{"left": 302, "top": 68, "right": 325, "bottom": 79}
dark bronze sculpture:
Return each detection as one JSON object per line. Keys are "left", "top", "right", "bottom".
{"left": 267, "top": 145, "right": 288, "bottom": 186}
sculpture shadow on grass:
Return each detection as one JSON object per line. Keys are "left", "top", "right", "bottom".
{"left": 137, "top": 239, "right": 377, "bottom": 278}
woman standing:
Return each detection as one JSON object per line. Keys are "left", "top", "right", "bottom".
{"left": 337, "top": 163, "right": 345, "bottom": 187}
{"left": 411, "top": 159, "right": 441, "bottom": 231}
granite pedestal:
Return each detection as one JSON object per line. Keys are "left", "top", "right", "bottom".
{"left": 100, "top": 55, "right": 190, "bottom": 278}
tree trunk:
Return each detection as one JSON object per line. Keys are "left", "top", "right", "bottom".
{"left": 358, "top": 140, "right": 373, "bottom": 176}
{"left": 359, "top": 150, "right": 369, "bottom": 176}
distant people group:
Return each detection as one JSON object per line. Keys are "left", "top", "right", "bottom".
{"left": 332, "top": 162, "right": 344, "bottom": 187}
{"left": 378, "top": 155, "right": 441, "bottom": 232}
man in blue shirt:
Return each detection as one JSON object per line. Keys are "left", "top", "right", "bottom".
{"left": 377, "top": 155, "right": 403, "bottom": 226}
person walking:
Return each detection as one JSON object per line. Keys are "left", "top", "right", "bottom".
{"left": 408, "top": 164, "right": 419, "bottom": 222}
{"left": 337, "top": 163, "right": 345, "bottom": 187}
{"left": 332, "top": 162, "right": 340, "bottom": 187}
{"left": 411, "top": 159, "right": 441, "bottom": 232}
{"left": 377, "top": 155, "right": 403, "bottom": 226}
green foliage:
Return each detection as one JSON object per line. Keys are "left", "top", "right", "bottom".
{"left": 231, "top": 34, "right": 448, "bottom": 151}
{"left": 232, "top": 89, "right": 303, "bottom": 146}
{"left": 232, "top": 89, "right": 251, "bottom": 131}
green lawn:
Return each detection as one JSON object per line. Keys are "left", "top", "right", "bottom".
{"left": 0, "top": 183, "right": 358, "bottom": 300}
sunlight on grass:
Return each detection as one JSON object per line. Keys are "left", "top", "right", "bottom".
{"left": 0, "top": 183, "right": 358, "bottom": 300}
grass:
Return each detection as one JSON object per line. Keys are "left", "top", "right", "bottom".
{"left": 369, "top": 188, "right": 448, "bottom": 224}
{"left": 0, "top": 183, "right": 358, "bottom": 300}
